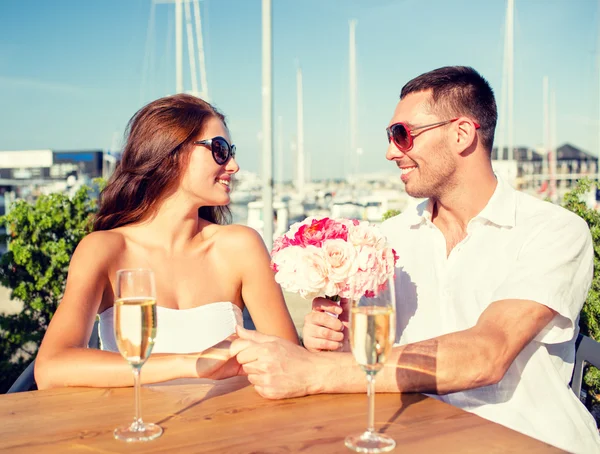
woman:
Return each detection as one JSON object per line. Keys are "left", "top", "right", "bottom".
{"left": 35, "top": 94, "right": 299, "bottom": 389}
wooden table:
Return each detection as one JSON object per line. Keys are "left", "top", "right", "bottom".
{"left": 0, "top": 377, "right": 563, "bottom": 453}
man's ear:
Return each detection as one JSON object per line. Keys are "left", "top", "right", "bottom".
{"left": 454, "top": 118, "right": 478, "bottom": 155}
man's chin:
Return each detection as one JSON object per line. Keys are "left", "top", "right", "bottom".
{"left": 404, "top": 184, "right": 426, "bottom": 199}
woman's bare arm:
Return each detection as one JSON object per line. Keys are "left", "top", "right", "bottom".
{"left": 220, "top": 225, "right": 299, "bottom": 344}
{"left": 35, "top": 232, "right": 236, "bottom": 389}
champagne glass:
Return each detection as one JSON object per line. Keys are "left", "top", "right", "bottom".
{"left": 345, "top": 276, "right": 396, "bottom": 453}
{"left": 113, "top": 268, "right": 163, "bottom": 442}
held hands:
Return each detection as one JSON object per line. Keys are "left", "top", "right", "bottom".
{"left": 230, "top": 326, "right": 319, "bottom": 399}
{"left": 302, "top": 297, "right": 351, "bottom": 353}
{"left": 194, "top": 334, "right": 243, "bottom": 380}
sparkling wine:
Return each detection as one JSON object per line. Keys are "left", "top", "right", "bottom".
{"left": 350, "top": 306, "right": 394, "bottom": 373}
{"left": 114, "top": 298, "right": 157, "bottom": 366}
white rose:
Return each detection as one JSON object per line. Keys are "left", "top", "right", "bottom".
{"left": 294, "top": 246, "right": 330, "bottom": 299}
{"left": 273, "top": 246, "right": 303, "bottom": 293}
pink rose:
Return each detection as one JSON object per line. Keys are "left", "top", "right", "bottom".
{"left": 294, "top": 218, "right": 348, "bottom": 247}
{"left": 285, "top": 217, "right": 317, "bottom": 240}
{"left": 357, "top": 245, "right": 377, "bottom": 271}
{"left": 339, "top": 270, "right": 378, "bottom": 300}
{"left": 348, "top": 221, "right": 386, "bottom": 250}
{"left": 323, "top": 218, "right": 349, "bottom": 242}
{"left": 272, "top": 234, "right": 293, "bottom": 254}
{"left": 377, "top": 247, "right": 398, "bottom": 283}
{"left": 322, "top": 239, "right": 359, "bottom": 284}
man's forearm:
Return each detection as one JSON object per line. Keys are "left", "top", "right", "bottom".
{"left": 310, "top": 351, "right": 374, "bottom": 394}
{"left": 311, "top": 346, "right": 440, "bottom": 394}
{"left": 312, "top": 331, "right": 499, "bottom": 396}
{"left": 387, "top": 332, "right": 500, "bottom": 394}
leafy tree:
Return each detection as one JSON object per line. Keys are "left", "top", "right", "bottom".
{"left": 0, "top": 185, "right": 97, "bottom": 393}
{"left": 561, "top": 178, "right": 600, "bottom": 402}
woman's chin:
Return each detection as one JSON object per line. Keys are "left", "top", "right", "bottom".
{"left": 215, "top": 196, "right": 231, "bottom": 206}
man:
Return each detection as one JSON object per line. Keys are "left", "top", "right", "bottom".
{"left": 231, "top": 66, "right": 600, "bottom": 453}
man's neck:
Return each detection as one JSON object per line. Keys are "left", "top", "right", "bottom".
{"left": 431, "top": 169, "right": 497, "bottom": 255}
{"left": 432, "top": 170, "right": 497, "bottom": 228}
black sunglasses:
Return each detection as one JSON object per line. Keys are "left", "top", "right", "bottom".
{"left": 193, "top": 136, "right": 236, "bottom": 165}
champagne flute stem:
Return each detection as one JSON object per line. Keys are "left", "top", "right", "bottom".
{"left": 366, "top": 371, "right": 376, "bottom": 434}
{"left": 132, "top": 365, "right": 143, "bottom": 430}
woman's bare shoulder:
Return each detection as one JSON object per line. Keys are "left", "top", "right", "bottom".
{"left": 207, "top": 225, "right": 271, "bottom": 279}
{"left": 72, "top": 230, "right": 126, "bottom": 263}
{"left": 209, "top": 223, "right": 266, "bottom": 250}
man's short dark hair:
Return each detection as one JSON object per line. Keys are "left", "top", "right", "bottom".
{"left": 400, "top": 66, "right": 497, "bottom": 153}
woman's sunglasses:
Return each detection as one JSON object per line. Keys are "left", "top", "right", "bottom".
{"left": 386, "top": 118, "right": 480, "bottom": 152}
{"left": 193, "top": 136, "right": 236, "bottom": 165}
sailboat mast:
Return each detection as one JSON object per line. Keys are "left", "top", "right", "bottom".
{"left": 183, "top": 0, "right": 199, "bottom": 95}
{"left": 507, "top": 0, "right": 514, "bottom": 161}
{"left": 543, "top": 76, "right": 549, "bottom": 190}
{"left": 155, "top": 0, "right": 207, "bottom": 97}
{"left": 497, "top": 41, "right": 507, "bottom": 160}
{"left": 261, "top": 0, "right": 274, "bottom": 248}
{"left": 349, "top": 19, "right": 358, "bottom": 177}
{"left": 192, "top": 0, "right": 209, "bottom": 100}
{"left": 550, "top": 89, "right": 557, "bottom": 203}
{"left": 277, "top": 115, "right": 283, "bottom": 187}
{"left": 175, "top": 0, "right": 183, "bottom": 93}
{"left": 296, "top": 65, "right": 305, "bottom": 197}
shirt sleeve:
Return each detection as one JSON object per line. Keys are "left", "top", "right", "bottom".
{"left": 490, "top": 212, "right": 593, "bottom": 345}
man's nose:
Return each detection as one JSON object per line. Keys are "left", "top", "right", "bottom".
{"left": 386, "top": 141, "right": 405, "bottom": 161}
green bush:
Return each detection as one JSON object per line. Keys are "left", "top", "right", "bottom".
{"left": 561, "top": 178, "right": 600, "bottom": 399}
{"left": 381, "top": 209, "right": 401, "bottom": 222}
{"left": 0, "top": 185, "right": 97, "bottom": 393}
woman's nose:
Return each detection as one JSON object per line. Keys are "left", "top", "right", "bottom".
{"left": 226, "top": 156, "right": 240, "bottom": 173}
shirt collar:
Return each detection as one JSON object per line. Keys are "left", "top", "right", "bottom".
{"left": 407, "top": 174, "right": 517, "bottom": 228}
{"left": 407, "top": 199, "right": 433, "bottom": 226}
{"left": 475, "top": 174, "right": 517, "bottom": 228}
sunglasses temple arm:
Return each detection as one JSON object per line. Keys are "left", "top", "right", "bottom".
{"left": 411, "top": 119, "right": 456, "bottom": 132}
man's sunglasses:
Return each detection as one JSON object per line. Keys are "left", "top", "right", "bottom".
{"left": 386, "top": 118, "right": 480, "bottom": 152}
{"left": 193, "top": 136, "right": 236, "bottom": 165}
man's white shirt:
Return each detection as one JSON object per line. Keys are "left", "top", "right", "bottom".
{"left": 381, "top": 176, "right": 600, "bottom": 453}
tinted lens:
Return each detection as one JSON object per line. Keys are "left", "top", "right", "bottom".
{"left": 212, "top": 138, "right": 230, "bottom": 164}
{"left": 391, "top": 124, "right": 410, "bottom": 150}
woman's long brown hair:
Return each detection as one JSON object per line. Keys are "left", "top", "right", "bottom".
{"left": 93, "top": 94, "right": 232, "bottom": 231}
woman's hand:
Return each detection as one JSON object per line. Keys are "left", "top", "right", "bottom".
{"left": 302, "top": 297, "right": 350, "bottom": 352}
{"left": 195, "top": 334, "right": 243, "bottom": 379}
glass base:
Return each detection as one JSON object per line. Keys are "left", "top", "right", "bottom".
{"left": 114, "top": 421, "right": 163, "bottom": 442}
{"left": 345, "top": 431, "right": 396, "bottom": 453}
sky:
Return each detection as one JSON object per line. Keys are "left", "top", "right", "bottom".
{"left": 0, "top": 0, "right": 598, "bottom": 181}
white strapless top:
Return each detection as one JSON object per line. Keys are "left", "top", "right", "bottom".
{"left": 98, "top": 302, "right": 243, "bottom": 354}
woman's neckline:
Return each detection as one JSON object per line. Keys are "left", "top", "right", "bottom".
{"left": 99, "top": 301, "right": 237, "bottom": 316}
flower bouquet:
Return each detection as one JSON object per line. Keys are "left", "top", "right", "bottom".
{"left": 270, "top": 217, "right": 398, "bottom": 301}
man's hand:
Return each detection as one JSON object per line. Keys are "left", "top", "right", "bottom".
{"left": 230, "top": 326, "right": 324, "bottom": 399}
{"left": 302, "top": 297, "right": 350, "bottom": 352}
